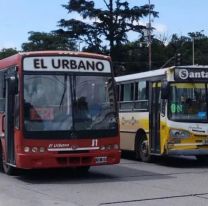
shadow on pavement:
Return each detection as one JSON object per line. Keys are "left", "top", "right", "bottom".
{"left": 14, "top": 152, "right": 208, "bottom": 184}
{"left": 154, "top": 155, "right": 208, "bottom": 168}
{"left": 16, "top": 163, "right": 173, "bottom": 184}
{"left": 122, "top": 150, "right": 208, "bottom": 168}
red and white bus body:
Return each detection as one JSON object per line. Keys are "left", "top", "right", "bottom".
{"left": 0, "top": 51, "right": 120, "bottom": 174}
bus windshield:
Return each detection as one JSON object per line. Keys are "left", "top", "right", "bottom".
{"left": 24, "top": 74, "right": 117, "bottom": 132}
{"left": 169, "top": 83, "right": 208, "bottom": 122}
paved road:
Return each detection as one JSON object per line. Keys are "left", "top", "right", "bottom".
{"left": 1, "top": 154, "right": 208, "bottom": 206}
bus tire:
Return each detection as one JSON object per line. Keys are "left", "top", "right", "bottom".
{"left": 3, "top": 163, "right": 16, "bottom": 176}
{"left": 1, "top": 150, "right": 16, "bottom": 175}
{"left": 137, "top": 134, "right": 151, "bottom": 162}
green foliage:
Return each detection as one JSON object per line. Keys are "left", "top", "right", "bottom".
{"left": 0, "top": 48, "right": 18, "bottom": 60}
{"left": 22, "top": 31, "right": 77, "bottom": 51}
{"left": 55, "top": 0, "right": 158, "bottom": 59}
{"left": 113, "top": 37, "right": 167, "bottom": 75}
{"left": 163, "top": 31, "right": 208, "bottom": 67}
{"left": 113, "top": 31, "right": 208, "bottom": 75}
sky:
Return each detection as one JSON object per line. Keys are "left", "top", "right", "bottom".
{"left": 0, "top": 0, "right": 208, "bottom": 50}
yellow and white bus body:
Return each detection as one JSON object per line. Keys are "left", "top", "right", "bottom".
{"left": 115, "top": 66, "right": 208, "bottom": 162}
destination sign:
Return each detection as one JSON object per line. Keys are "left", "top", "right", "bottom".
{"left": 174, "top": 68, "right": 208, "bottom": 82}
{"left": 23, "top": 56, "right": 111, "bottom": 73}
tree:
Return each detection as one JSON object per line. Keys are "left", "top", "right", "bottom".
{"left": 112, "top": 37, "right": 166, "bottom": 74}
{"left": 151, "top": 38, "right": 167, "bottom": 68}
{"left": 22, "top": 31, "right": 77, "bottom": 51}
{"left": 162, "top": 34, "right": 190, "bottom": 66}
{"left": 116, "top": 31, "right": 208, "bottom": 74}
{"left": 163, "top": 31, "right": 208, "bottom": 66}
{"left": 55, "top": 0, "right": 158, "bottom": 59}
{"left": 188, "top": 31, "right": 208, "bottom": 65}
{"left": 0, "top": 48, "right": 18, "bottom": 60}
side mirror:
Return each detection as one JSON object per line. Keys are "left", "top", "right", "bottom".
{"left": 8, "top": 75, "right": 18, "bottom": 95}
{"left": 161, "top": 81, "right": 169, "bottom": 99}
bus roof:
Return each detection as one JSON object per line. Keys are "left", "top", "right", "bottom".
{"left": 18, "top": 50, "right": 110, "bottom": 59}
{"left": 115, "top": 67, "right": 169, "bottom": 83}
{"left": 0, "top": 50, "right": 111, "bottom": 70}
{"left": 115, "top": 65, "right": 208, "bottom": 83}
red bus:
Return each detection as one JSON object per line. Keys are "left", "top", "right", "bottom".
{"left": 0, "top": 51, "right": 120, "bottom": 175}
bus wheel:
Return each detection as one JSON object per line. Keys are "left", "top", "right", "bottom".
{"left": 1, "top": 151, "right": 16, "bottom": 175}
{"left": 138, "top": 135, "right": 151, "bottom": 162}
{"left": 196, "top": 155, "right": 208, "bottom": 163}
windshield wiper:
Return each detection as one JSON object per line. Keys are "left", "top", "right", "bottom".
{"left": 59, "top": 75, "right": 67, "bottom": 108}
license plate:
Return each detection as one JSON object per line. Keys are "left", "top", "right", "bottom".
{"left": 95, "top": 156, "right": 107, "bottom": 164}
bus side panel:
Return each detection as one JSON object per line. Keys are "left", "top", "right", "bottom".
{"left": 119, "top": 111, "right": 149, "bottom": 151}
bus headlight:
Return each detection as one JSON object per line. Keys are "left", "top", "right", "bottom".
{"left": 100, "top": 144, "right": 119, "bottom": 150}
{"left": 24, "top": 146, "right": 30, "bottom": 153}
{"left": 39, "top": 147, "right": 45, "bottom": 153}
{"left": 31, "top": 147, "right": 38, "bottom": 153}
{"left": 170, "top": 129, "right": 190, "bottom": 138}
{"left": 106, "top": 145, "right": 111, "bottom": 150}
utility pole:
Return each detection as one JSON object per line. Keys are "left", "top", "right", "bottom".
{"left": 148, "top": 0, "right": 152, "bottom": 70}
{"left": 192, "top": 37, "right": 195, "bottom": 65}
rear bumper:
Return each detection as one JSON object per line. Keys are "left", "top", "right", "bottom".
{"left": 16, "top": 150, "right": 121, "bottom": 169}
{"left": 167, "top": 149, "right": 208, "bottom": 156}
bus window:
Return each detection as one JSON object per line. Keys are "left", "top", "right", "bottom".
{"left": 24, "top": 75, "right": 73, "bottom": 131}
{"left": 74, "top": 76, "right": 117, "bottom": 130}
{"left": 119, "top": 83, "right": 134, "bottom": 110}
{"left": 169, "top": 83, "right": 207, "bottom": 121}
{"left": 135, "top": 81, "right": 148, "bottom": 110}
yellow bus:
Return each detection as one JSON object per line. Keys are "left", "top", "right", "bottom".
{"left": 115, "top": 66, "right": 208, "bottom": 162}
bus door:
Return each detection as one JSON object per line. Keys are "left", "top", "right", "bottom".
{"left": 149, "top": 81, "right": 161, "bottom": 154}
{"left": 4, "top": 69, "right": 17, "bottom": 165}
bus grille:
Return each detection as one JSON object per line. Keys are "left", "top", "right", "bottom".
{"left": 57, "top": 150, "right": 90, "bottom": 154}
{"left": 57, "top": 156, "right": 93, "bottom": 166}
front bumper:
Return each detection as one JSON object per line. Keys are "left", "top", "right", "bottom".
{"left": 167, "top": 149, "right": 208, "bottom": 156}
{"left": 16, "top": 150, "right": 121, "bottom": 169}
